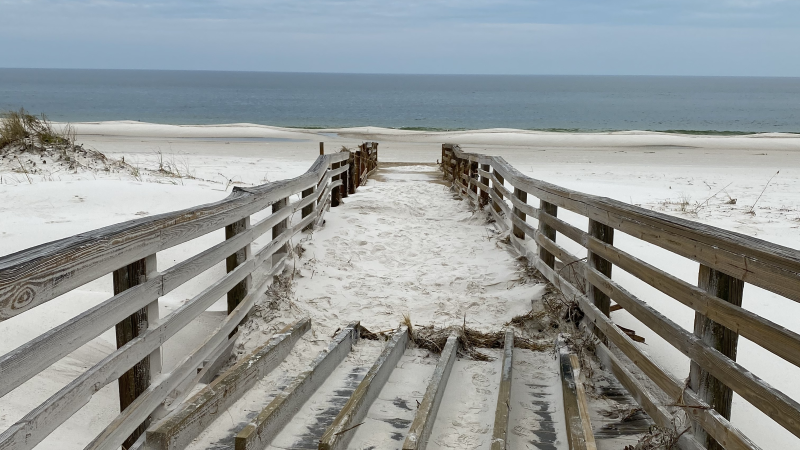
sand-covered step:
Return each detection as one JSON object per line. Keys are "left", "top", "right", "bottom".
{"left": 148, "top": 318, "right": 311, "bottom": 450}
{"left": 262, "top": 336, "right": 385, "bottom": 449}
{"left": 235, "top": 322, "right": 362, "bottom": 450}
{"left": 507, "top": 349, "right": 568, "bottom": 450}
{"left": 347, "top": 348, "right": 439, "bottom": 448}
{"left": 425, "top": 348, "right": 503, "bottom": 449}
{"left": 181, "top": 323, "right": 354, "bottom": 450}
{"left": 319, "top": 327, "right": 410, "bottom": 450}
{"left": 490, "top": 330, "right": 514, "bottom": 450}
{"left": 402, "top": 335, "right": 459, "bottom": 450}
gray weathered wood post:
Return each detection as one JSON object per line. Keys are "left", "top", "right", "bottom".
{"left": 492, "top": 169, "right": 504, "bottom": 214}
{"left": 331, "top": 161, "right": 341, "bottom": 207}
{"left": 689, "top": 266, "right": 745, "bottom": 450}
{"left": 441, "top": 144, "right": 446, "bottom": 174}
{"left": 225, "top": 217, "right": 251, "bottom": 336}
{"left": 538, "top": 201, "right": 558, "bottom": 269}
{"left": 354, "top": 149, "right": 361, "bottom": 188}
{"left": 470, "top": 161, "right": 479, "bottom": 196}
{"left": 272, "top": 198, "right": 288, "bottom": 278}
{"left": 512, "top": 188, "right": 527, "bottom": 240}
{"left": 113, "top": 253, "right": 157, "bottom": 449}
{"left": 301, "top": 185, "right": 316, "bottom": 231}
{"left": 587, "top": 220, "right": 614, "bottom": 341}
{"left": 479, "top": 163, "right": 490, "bottom": 207}
{"left": 347, "top": 151, "right": 355, "bottom": 195}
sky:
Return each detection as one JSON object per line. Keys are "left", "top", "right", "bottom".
{"left": 1, "top": 0, "right": 798, "bottom": 76}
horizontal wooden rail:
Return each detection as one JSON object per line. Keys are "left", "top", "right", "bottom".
{"left": 0, "top": 144, "right": 376, "bottom": 450}
{"left": 441, "top": 143, "right": 800, "bottom": 449}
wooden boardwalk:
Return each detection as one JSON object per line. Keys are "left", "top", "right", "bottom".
{"left": 2, "top": 141, "right": 800, "bottom": 450}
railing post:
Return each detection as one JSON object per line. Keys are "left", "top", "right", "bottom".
{"left": 319, "top": 142, "right": 324, "bottom": 156}
{"left": 470, "top": 161, "right": 478, "bottom": 196}
{"left": 301, "top": 185, "right": 316, "bottom": 231}
{"left": 331, "top": 161, "right": 341, "bottom": 207}
{"left": 354, "top": 148, "right": 361, "bottom": 188}
{"left": 272, "top": 198, "right": 288, "bottom": 275}
{"left": 492, "top": 169, "right": 504, "bottom": 214}
{"left": 587, "top": 220, "right": 614, "bottom": 342}
{"left": 479, "top": 163, "right": 490, "bottom": 207}
{"left": 113, "top": 254, "right": 157, "bottom": 449}
{"left": 512, "top": 188, "right": 527, "bottom": 240}
{"left": 447, "top": 149, "right": 454, "bottom": 181}
{"left": 347, "top": 151, "right": 355, "bottom": 195}
{"left": 689, "top": 266, "right": 744, "bottom": 450}
{"left": 225, "top": 217, "right": 252, "bottom": 336}
{"left": 537, "top": 201, "right": 558, "bottom": 269}
{"left": 441, "top": 144, "right": 446, "bottom": 173}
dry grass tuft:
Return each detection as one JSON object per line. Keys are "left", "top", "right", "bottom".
{"left": 0, "top": 108, "right": 74, "bottom": 149}
{"left": 357, "top": 324, "right": 398, "bottom": 341}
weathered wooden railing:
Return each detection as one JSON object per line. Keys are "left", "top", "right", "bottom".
{"left": 442, "top": 143, "right": 800, "bottom": 450}
{"left": 0, "top": 142, "right": 377, "bottom": 450}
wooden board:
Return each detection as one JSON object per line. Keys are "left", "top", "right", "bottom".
{"left": 146, "top": 318, "right": 311, "bottom": 450}
{"left": 402, "top": 335, "right": 459, "bottom": 450}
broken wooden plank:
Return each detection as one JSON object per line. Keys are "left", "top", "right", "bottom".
{"left": 146, "top": 318, "right": 311, "bottom": 450}
{"left": 234, "top": 322, "right": 360, "bottom": 450}
{"left": 319, "top": 326, "right": 410, "bottom": 450}
{"left": 490, "top": 330, "right": 514, "bottom": 450}
{"left": 402, "top": 334, "right": 459, "bottom": 450}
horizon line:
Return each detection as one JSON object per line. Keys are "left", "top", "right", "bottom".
{"left": 1, "top": 67, "right": 799, "bottom": 79}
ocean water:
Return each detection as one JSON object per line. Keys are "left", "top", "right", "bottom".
{"left": 1, "top": 69, "right": 798, "bottom": 133}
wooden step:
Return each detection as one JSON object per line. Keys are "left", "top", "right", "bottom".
{"left": 147, "top": 318, "right": 311, "bottom": 450}
{"left": 402, "top": 334, "right": 459, "bottom": 450}
{"left": 234, "top": 321, "right": 360, "bottom": 450}
{"left": 319, "top": 326, "right": 410, "bottom": 450}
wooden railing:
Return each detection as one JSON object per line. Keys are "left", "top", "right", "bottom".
{"left": 0, "top": 143, "right": 378, "bottom": 450}
{"left": 442, "top": 143, "right": 800, "bottom": 450}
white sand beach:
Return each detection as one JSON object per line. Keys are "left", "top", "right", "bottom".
{"left": 1, "top": 122, "right": 799, "bottom": 449}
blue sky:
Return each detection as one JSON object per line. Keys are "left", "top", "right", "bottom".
{"left": 1, "top": 0, "right": 798, "bottom": 75}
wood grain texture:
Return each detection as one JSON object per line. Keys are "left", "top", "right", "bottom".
{"left": 442, "top": 157, "right": 762, "bottom": 450}
{"left": 580, "top": 263, "right": 800, "bottom": 440}
{"left": 691, "top": 265, "right": 745, "bottom": 450}
{"left": 512, "top": 188, "right": 528, "bottom": 240}
{"left": 510, "top": 234, "right": 759, "bottom": 450}
{"left": 319, "top": 327, "right": 410, "bottom": 450}
{"left": 449, "top": 145, "right": 800, "bottom": 302}
{"left": 234, "top": 322, "right": 361, "bottom": 450}
{"left": 592, "top": 342, "right": 704, "bottom": 450}
{"left": 558, "top": 337, "right": 588, "bottom": 450}
{"left": 403, "top": 335, "right": 459, "bottom": 450}
{"left": 0, "top": 172, "right": 327, "bottom": 401}
{"left": 0, "top": 153, "right": 353, "bottom": 449}
{"left": 585, "top": 235, "right": 800, "bottom": 369}
{"left": 146, "top": 318, "right": 310, "bottom": 450}
{"left": 569, "top": 353, "right": 597, "bottom": 450}
{"left": 490, "top": 330, "right": 514, "bottom": 450}
{"left": 0, "top": 262, "right": 254, "bottom": 450}
{"left": 538, "top": 201, "right": 558, "bottom": 269}
{"left": 84, "top": 264, "right": 281, "bottom": 450}
{"left": 113, "top": 257, "right": 153, "bottom": 450}
{"left": 483, "top": 153, "right": 800, "bottom": 302}
{"left": 0, "top": 156, "right": 332, "bottom": 320}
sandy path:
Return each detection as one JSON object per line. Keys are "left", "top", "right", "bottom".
{"left": 279, "top": 164, "right": 543, "bottom": 337}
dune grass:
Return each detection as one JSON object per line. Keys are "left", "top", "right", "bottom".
{"left": 0, "top": 108, "right": 74, "bottom": 150}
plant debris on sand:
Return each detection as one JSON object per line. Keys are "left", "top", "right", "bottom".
{"left": 402, "top": 313, "right": 547, "bottom": 361}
